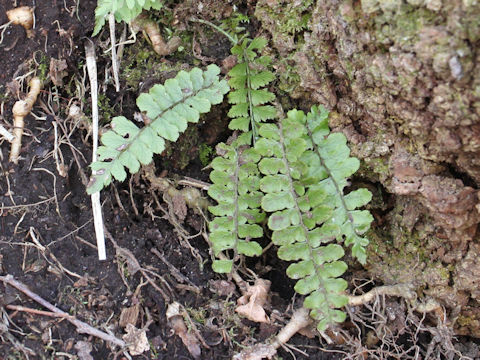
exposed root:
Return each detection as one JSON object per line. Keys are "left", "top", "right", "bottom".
{"left": 6, "top": 6, "right": 34, "bottom": 38}
{"left": 232, "top": 283, "right": 447, "bottom": 360}
{"left": 9, "top": 77, "right": 42, "bottom": 164}
{"left": 131, "top": 12, "right": 181, "bottom": 56}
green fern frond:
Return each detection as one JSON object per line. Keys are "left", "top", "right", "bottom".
{"left": 227, "top": 37, "right": 276, "bottom": 145}
{"left": 208, "top": 143, "right": 265, "bottom": 273}
{"left": 87, "top": 65, "right": 229, "bottom": 194}
{"left": 93, "top": 0, "right": 163, "bottom": 36}
{"left": 254, "top": 107, "right": 373, "bottom": 331}
{"left": 303, "top": 106, "right": 373, "bottom": 265}
{"left": 255, "top": 110, "right": 348, "bottom": 330}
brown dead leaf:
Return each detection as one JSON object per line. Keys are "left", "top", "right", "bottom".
{"left": 119, "top": 303, "right": 140, "bottom": 328}
{"left": 209, "top": 279, "right": 236, "bottom": 297}
{"left": 172, "top": 193, "right": 188, "bottom": 221}
{"left": 122, "top": 323, "right": 150, "bottom": 356}
{"left": 167, "top": 302, "right": 201, "bottom": 359}
{"left": 236, "top": 279, "right": 271, "bottom": 323}
{"left": 49, "top": 58, "right": 68, "bottom": 87}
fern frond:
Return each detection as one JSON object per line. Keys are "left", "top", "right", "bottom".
{"left": 208, "top": 143, "right": 265, "bottom": 273}
{"left": 227, "top": 38, "right": 276, "bottom": 145}
{"left": 303, "top": 106, "right": 373, "bottom": 265}
{"left": 87, "top": 65, "right": 229, "bottom": 194}
{"left": 93, "top": 0, "right": 163, "bottom": 36}
{"left": 255, "top": 107, "right": 372, "bottom": 331}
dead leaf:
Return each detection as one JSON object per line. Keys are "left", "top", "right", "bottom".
{"left": 119, "top": 303, "right": 140, "bottom": 328}
{"left": 122, "top": 323, "right": 150, "bottom": 356}
{"left": 74, "top": 341, "right": 94, "bottom": 360}
{"left": 49, "top": 58, "right": 68, "bottom": 87}
{"left": 166, "top": 302, "right": 201, "bottom": 359}
{"left": 209, "top": 279, "right": 236, "bottom": 297}
{"left": 236, "top": 279, "right": 271, "bottom": 323}
{"left": 172, "top": 193, "right": 188, "bottom": 221}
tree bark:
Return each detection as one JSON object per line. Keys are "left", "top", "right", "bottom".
{"left": 255, "top": 0, "right": 480, "bottom": 336}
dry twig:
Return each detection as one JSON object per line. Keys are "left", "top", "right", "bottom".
{"left": 0, "top": 274, "right": 125, "bottom": 347}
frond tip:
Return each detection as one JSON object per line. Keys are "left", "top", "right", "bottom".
{"left": 87, "top": 65, "right": 229, "bottom": 194}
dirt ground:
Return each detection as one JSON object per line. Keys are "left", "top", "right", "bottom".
{"left": 0, "top": 1, "right": 479, "bottom": 360}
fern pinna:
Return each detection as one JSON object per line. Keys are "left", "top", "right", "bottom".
{"left": 256, "top": 106, "right": 373, "bottom": 330}
{"left": 87, "top": 65, "right": 229, "bottom": 194}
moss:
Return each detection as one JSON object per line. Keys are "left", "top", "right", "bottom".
{"left": 372, "top": 4, "right": 439, "bottom": 46}
{"left": 33, "top": 51, "right": 49, "bottom": 83}
{"left": 198, "top": 143, "right": 214, "bottom": 166}
{"left": 97, "top": 93, "right": 116, "bottom": 124}
{"left": 163, "top": 125, "right": 200, "bottom": 170}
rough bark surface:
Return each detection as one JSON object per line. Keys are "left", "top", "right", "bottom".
{"left": 255, "top": 0, "right": 480, "bottom": 336}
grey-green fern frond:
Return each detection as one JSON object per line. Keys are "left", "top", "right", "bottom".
{"left": 254, "top": 106, "right": 373, "bottom": 331}
{"left": 87, "top": 65, "right": 229, "bottom": 194}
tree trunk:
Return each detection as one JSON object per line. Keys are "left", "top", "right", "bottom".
{"left": 255, "top": 0, "right": 480, "bottom": 336}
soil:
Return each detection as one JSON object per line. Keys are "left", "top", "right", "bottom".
{"left": 0, "top": 1, "right": 478, "bottom": 360}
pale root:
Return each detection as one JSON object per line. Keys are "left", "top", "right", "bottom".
{"left": 6, "top": 6, "right": 34, "bottom": 38}
{"left": 9, "top": 77, "right": 42, "bottom": 164}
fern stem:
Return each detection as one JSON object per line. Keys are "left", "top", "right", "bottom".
{"left": 189, "top": 18, "right": 238, "bottom": 45}
{"left": 244, "top": 48, "right": 258, "bottom": 144}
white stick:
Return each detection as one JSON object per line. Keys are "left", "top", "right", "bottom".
{"left": 85, "top": 41, "right": 106, "bottom": 261}
{"left": 108, "top": 13, "right": 120, "bottom": 92}
{"left": 0, "top": 123, "right": 14, "bottom": 142}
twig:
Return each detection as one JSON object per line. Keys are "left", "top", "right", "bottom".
{"left": 6, "top": 304, "right": 71, "bottom": 318}
{"left": 85, "top": 40, "right": 106, "bottom": 260}
{"left": 151, "top": 247, "right": 201, "bottom": 294}
{"left": 0, "top": 274, "right": 125, "bottom": 347}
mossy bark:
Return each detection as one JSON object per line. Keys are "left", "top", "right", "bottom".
{"left": 255, "top": 0, "right": 480, "bottom": 336}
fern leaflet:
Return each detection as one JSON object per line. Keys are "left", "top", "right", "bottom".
{"left": 303, "top": 106, "right": 373, "bottom": 265}
{"left": 87, "top": 65, "right": 229, "bottom": 194}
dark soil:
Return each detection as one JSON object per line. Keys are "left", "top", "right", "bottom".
{"left": 0, "top": 1, "right": 340, "bottom": 359}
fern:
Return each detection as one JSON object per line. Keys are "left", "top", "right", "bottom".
{"left": 255, "top": 106, "right": 373, "bottom": 331}
{"left": 303, "top": 106, "right": 373, "bottom": 265}
{"left": 207, "top": 35, "right": 277, "bottom": 272}
{"left": 227, "top": 37, "right": 276, "bottom": 145}
{"left": 87, "top": 65, "right": 229, "bottom": 194}
{"left": 93, "top": 0, "right": 163, "bottom": 36}
{"left": 207, "top": 144, "right": 265, "bottom": 273}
